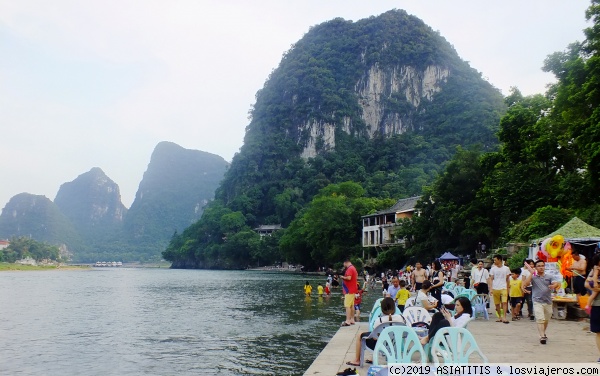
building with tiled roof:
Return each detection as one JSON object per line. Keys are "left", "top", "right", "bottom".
{"left": 361, "top": 196, "right": 421, "bottom": 248}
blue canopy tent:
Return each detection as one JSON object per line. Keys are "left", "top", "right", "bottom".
{"left": 438, "top": 252, "right": 459, "bottom": 260}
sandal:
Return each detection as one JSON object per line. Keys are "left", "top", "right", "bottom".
{"left": 503, "top": 320, "right": 509, "bottom": 324}
{"left": 540, "top": 337, "right": 546, "bottom": 344}
{"left": 341, "top": 322, "right": 351, "bottom": 327}
{"left": 345, "top": 361, "right": 360, "bottom": 366}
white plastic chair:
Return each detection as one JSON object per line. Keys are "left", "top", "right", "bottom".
{"left": 402, "top": 306, "right": 432, "bottom": 328}
{"left": 373, "top": 326, "right": 427, "bottom": 365}
{"left": 471, "top": 294, "right": 489, "bottom": 320}
{"left": 429, "top": 327, "right": 488, "bottom": 365}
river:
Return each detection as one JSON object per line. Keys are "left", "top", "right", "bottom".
{"left": 0, "top": 268, "right": 378, "bottom": 375}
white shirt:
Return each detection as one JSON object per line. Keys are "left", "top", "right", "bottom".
{"left": 471, "top": 267, "right": 489, "bottom": 285}
{"left": 490, "top": 265, "right": 511, "bottom": 290}
{"left": 520, "top": 267, "right": 532, "bottom": 287}
{"left": 416, "top": 290, "right": 429, "bottom": 308}
{"left": 449, "top": 313, "right": 471, "bottom": 328}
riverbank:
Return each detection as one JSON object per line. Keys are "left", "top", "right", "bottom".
{"left": 0, "top": 263, "right": 91, "bottom": 271}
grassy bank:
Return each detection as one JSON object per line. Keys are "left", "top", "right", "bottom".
{"left": 0, "top": 263, "right": 91, "bottom": 271}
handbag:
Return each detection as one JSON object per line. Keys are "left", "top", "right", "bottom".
{"left": 473, "top": 271, "right": 484, "bottom": 288}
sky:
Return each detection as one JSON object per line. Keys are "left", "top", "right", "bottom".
{"left": 0, "top": 1, "right": 592, "bottom": 211}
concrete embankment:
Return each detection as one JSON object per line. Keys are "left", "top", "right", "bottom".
{"left": 304, "top": 318, "right": 595, "bottom": 375}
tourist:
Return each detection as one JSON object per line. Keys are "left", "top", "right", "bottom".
{"left": 451, "top": 263, "right": 461, "bottom": 283}
{"left": 522, "top": 260, "right": 561, "bottom": 344}
{"left": 332, "top": 275, "right": 340, "bottom": 289}
{"left": 586, "top": 254, "right": 600, "bottom": 362}
{"left": 471, "top": 261, "right": 489, "bottom": 295}
{"left": 381, "top": 276, "right": 389, "bottom": 297}
{"left": 521, "top": 259, "right": 535, "bottom": 320}
{"left": 570, "top": 250, "right": 587, "bottom": 296}
{"left": 419, "top": 297, "right": 473, "bottom": 345}
{"left": 345, "top": 297, "right": 404, "bottom": 366}
{"left": 317, "top": 283, "right": 324, "bottom": 297}
{"left": 488, "top": 254, "right": 511, "bottom": 324}
{"left": 395, "top": 280, "right": 410, "bottom": 313}
{"left": 430, "top": 260, "right": 445, "bottom": 308}
{"left": 411, "top": 262, "right": 427, "bottom": 292}
{"left": 341, "top": 258, "right": 358, "bottom": 327}
{"left": 386, "top": 277, "right": 401, "bottom": 301}
{"left": 304, "top": 281, "right": 313, "bottom": 297}
{"left": 509, "top": 268, "right": 524, "bottom": 321}
{"left": 416, "top": 280, "right": 437, "bottom": 311}
{"left": 324, "top": 281, "right": 331, "bottom": 296}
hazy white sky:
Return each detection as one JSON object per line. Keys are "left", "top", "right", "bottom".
{"left": 0, "top": 1, "right": 591, "bottom": 210}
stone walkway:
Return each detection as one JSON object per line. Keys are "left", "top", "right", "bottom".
{"left": 303, "top": 317, "right": 596, "bottom": 375}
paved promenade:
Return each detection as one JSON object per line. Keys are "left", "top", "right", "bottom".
{"left": 303, "top": 317, "right": 596, "bottom": 375}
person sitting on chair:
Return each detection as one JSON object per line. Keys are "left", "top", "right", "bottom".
{"left": 419, "top": 296, "right": 473, "bottom": 345}
{"left": 345, "top": 297, "right": 404, "bottom": 366}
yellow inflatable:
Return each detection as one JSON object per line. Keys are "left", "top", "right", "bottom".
{"left": 548, "top": 235, "right": 564, "bottom": 258}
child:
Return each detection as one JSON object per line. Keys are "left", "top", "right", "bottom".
{"left": 354, "top": 282, "right": 364, "bottom": 321}
{"left": 509, "top": 268, "right": 524, "bottom": 321}
{"left": 304, "top": 281, "right": 312, "bottom": 296}
{"left": 324, "top": 281, "right": 331, "bottom": 296}
{"left": 317, "top": 283, "right": 324, "bottom": 297}
{"left": 395, "top": 279, "right": 411, "bottom": 313}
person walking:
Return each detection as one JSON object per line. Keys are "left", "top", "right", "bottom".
{"left": 430, "top": 261, "right": 445, "bottom": 308}
{"left": 411, "top": 262, "right": 427, "bottom": 292}
{"left": 586, "top": 254, "right": 600, "bottom": 362}
{"left": 521, "top": 259, "right": 535, "bottom": 320}
{"left": 488, "top": 254, "right": 511, "bottom": 324}
{"left": 341, "top": 258, "right": 358, "bottom": 327}
{"left": 523, "top": 260, "right": 561, "bottom": 344}
{"left": 471, "top": 261, "right": 489, "bottom": 295}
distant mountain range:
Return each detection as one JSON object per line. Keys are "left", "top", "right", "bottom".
{"left": 0, "top": 141, "right": 228, "bottom": 262}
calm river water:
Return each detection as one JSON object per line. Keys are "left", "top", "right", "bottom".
{"left": 0, "top": 268, "right": 378, "bottom": 375}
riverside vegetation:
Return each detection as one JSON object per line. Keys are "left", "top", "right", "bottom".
{"left": 164, "top": 2, "right": 600, "bottom": 270}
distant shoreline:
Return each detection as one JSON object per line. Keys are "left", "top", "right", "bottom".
{"left": 0, "top": 263, "right": 91, "bottom": 272}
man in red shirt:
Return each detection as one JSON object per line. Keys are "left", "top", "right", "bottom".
{"left": 341, "top": 258, "right": 358, "bottom": 326}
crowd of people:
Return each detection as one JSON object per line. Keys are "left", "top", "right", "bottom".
{"left": 313, "top": 251, "right": 600, "bottom": 363}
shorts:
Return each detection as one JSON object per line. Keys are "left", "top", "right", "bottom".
{"left": 492, "top": 289, "right": 508, "bottom": 305}
{"left": 354, "top": 303, "right": 361, "bottom": 311}
{"left": 510, "top": 297, "right": 523, "bottom": 308}
{"left": 533, "top": 302, "right": 553, "bottom": 323}
{"left": 591, "top": 306, "right": 600, "bottom": 333}
{"left": 415, "top": 282, "right": 423, "bottom": 290}
{"left": 344, "top": 293, "right": 355, "bottom": 308}
{"left": 573, "top": 276, "right": 586, "bottom": 295}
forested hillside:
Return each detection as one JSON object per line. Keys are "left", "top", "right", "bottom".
{"left": 396, "top": 0, "right": 600, "bottom": 262}
{"left": 163, "top": 10, "right": 506, "bottom": 269}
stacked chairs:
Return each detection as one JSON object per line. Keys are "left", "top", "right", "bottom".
{"left": 452, "top": 285, "right": 466, "bottom": 296}
{"left": 455, "top": 288, "right": 477, "bottom": 301}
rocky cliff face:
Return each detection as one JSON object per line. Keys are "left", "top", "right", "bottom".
{"left": 124, "top": 141, "right": 228, "bottom": 251}
{"left": 54, "top": 167, "right": 127, "bottom": 238}
{"left": 299, "top": 64, "right": 450, "bottom": 158}
{"left": 0, "top": 193, "right": 83, "bottom": 250}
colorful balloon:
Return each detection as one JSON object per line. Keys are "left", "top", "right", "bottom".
{"left": 540, "top": 238, "right": 551, "bottom": 257}
{"left": 548, "top": 235, "right": 564, "bottom": 258}
{"left": 537, "top": 250, "right": 547, "bottom": 262}
{"left": 560, "top": 250, "right": 573, "bottom": 277}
